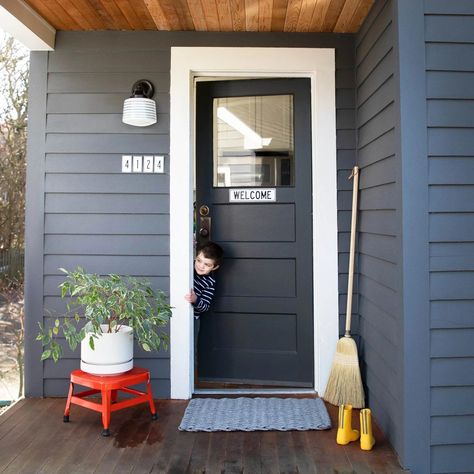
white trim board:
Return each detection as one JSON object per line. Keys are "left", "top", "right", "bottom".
{"left": 0, "top": 0, "right": 55, "bottom": 50}
{"left": 170, "top": 47, "right": 339, "bottom": 399}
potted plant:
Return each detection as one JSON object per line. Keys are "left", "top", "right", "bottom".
{"left": 37, "top": 267, "right": 172, "bottom": 375}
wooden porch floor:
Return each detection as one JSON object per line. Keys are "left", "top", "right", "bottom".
{"left": 0, "top": 397, "right": 405, "bottom": 473}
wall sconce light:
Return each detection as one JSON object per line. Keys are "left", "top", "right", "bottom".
{"left": 122, "top": 79, "right": 157, "bottom": 127}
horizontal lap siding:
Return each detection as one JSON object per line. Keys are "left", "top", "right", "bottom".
{"left": 425, "top": 2, "right": 474, "bottom": 472}
{"left": 336, "top": 46, "right": 358, "bottom": 334}
{"left": 356, "top": 0, "right": 402, "bottom": 455}
{"left": 43, "top": 41, "right": 171, "bottom": 398}
{"left": 31, "top": 31, "right": 357, "bottom": 397}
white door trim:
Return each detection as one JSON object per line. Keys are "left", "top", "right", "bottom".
{"left": 170, "top": 47, "right": 339, "bottom": 399}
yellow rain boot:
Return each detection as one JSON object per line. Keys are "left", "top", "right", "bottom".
{"left": 360, "top": 408, "right": 375, "bottom": 450}
{"left": 336, "top": 404, "right": 360, "bottom": 445}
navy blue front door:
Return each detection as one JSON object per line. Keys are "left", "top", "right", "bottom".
{"left": 196, "top": 78, "right": 313, "bottom": 387}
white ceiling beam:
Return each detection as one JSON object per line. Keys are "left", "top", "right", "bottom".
{"left": 0, "top": 0, "right": 55, "bottom": 50}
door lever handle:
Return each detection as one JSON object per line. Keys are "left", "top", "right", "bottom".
{"left": 199, "top": 216, "right": 211, "bottom": 242}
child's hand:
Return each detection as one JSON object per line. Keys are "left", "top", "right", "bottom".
{"left": 184, "top": 289, "right": 197, "bottom": 304}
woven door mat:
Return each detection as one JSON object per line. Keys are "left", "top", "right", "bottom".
{"left": 178, "top": 397, "right": 332, "bottom": 432}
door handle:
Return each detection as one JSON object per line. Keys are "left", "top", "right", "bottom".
{"left": 199, "top": 216, "right": 211, "bottom": 241}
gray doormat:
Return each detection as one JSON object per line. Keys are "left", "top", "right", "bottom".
{"left": 178, "top": 397, "right": 332, "bottom": 432}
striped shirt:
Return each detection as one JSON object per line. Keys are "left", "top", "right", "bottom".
{"left": 193, "top": 270, "right": 216, "bottom": 319}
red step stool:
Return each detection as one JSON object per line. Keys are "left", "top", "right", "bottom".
{"left": 63, "top": 367, "right": 157, "bottom": 436}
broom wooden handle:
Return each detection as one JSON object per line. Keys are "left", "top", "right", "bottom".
{"left": 345, "top": 166, "right": 359, "bottom": 336}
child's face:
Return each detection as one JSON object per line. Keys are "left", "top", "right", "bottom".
{"left": 195, "top": 252, "right": 219, "bottom": 276}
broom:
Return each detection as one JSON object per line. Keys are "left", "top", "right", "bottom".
{"left": 323, "top": 165, "right": 365, "bottom": 408}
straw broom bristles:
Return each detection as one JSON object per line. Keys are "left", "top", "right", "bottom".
{"left": 323, "top": 166, "right": 365, "bottom": 409}
{"left": 323, "top": 335, "right": 365, "bottom": 408}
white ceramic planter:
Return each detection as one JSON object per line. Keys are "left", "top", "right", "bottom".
{"left": 80, "top": 324, "right": 134, "bottom": 375}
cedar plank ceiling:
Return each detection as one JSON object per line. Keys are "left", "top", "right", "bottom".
{"left": 24, "top": 0, "right": 374, "bottom": 33}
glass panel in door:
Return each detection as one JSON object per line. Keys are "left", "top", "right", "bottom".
{"left": 213, "top": 95, "right": 294, "bottom": 187}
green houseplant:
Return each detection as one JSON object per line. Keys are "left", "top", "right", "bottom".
{"left": 37, "top": 267, "right": 172, "bottom": 373}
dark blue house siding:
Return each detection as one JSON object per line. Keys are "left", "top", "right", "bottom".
{"left": 354, "top": 1, "right": 474, "bottom": 471}
{"left": 25, "top": 31, "right": 357, "bottom": 398}
{"left": 425, "top": 1, "right": 474, "bottom": 472}
{"left": 32, "top": 38, "right": 173, "bottom": 398}
{"left": 355, "top": 0, "right": 402, "bottom": 455}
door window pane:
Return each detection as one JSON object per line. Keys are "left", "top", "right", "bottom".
{"left": 213, "top": 95, "right": 294, "bottom": 187}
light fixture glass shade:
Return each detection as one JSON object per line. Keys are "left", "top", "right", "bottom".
{"left": 122, "top": 97, "right": 157, "bottom": 127}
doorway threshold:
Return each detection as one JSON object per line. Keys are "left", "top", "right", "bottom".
{"left": 194, "top": 388, "right": 318, "bottom": 396}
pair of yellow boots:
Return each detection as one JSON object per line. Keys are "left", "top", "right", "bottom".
{"left": 336, "top": 404, "right": 375, "bottom": 450}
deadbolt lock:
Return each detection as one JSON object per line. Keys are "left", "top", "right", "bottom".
{"left": 199, "top": 205, "right": 210, "bottom": 217}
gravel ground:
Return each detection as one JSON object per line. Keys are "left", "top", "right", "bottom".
{"left": 0, "top": 348, "right": 20, "bottom": 401}
{"left": 0, "top": 294, "right": 23, "bottom": 403}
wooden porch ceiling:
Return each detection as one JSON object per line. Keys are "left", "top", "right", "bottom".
{"left": 24, "top": 0, "right": 374, "bottom": 33}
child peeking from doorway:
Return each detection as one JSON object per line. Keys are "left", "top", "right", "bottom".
{"left": 184, "top": 241, "right": 224, "bottom": 364}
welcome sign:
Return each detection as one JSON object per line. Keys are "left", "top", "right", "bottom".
{"left": 229, "top": 188, "right": 276, "bottom": 202}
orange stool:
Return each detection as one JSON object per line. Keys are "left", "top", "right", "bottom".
{"left": 63, "top": 367, "right": 157, "bottom": 436}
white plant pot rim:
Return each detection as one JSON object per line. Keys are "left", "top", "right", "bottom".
{"left": 85, "top": 323, "right": 133, "bottom": 334}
